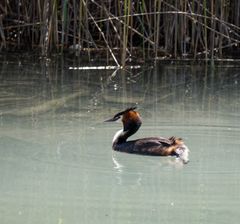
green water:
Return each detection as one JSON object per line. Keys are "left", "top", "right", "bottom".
{"left": 0, "top": 57, "right": 240, "bottom": 224}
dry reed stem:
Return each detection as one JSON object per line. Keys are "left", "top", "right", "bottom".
{"left": 1, "top": 0, "right": 240, "bottom": 63}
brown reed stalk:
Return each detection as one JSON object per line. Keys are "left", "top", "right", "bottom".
{"left": 182, "top": 0, "right": 187, "bottom": 56}
{"left": 91, "top": 0, "right": 131, "bottom": 61}
{"left": 121, "top": 0, "right": 131, "bottom": 67}
{"left": 83, "top": 0, "right": 120, "bottom": 66}
{"left": 203, "top": 0, "right": 208, "bottom": 60}
{"left": 72, "top": 0, "right": 77, "bottom": 48}
{"left": 154, "top": 0, "right": 162, "bottom": 58}
{"left": 209, "top": 0, "right": 215, "bottom": 60}
{"left": 40, "top": 0, "right": 50, "bottom": 55}
{"left": 141, "top": 0, "right": 152, "bottom": 58}
{"left": 61, "top": 0, "right": 68, "bottom": 52}
{"left": 47, "top": 0, "right": 58, "bottom": 51}
{"left": 0, "top": 15, "right": 6, "bottom": 49}
{"left": 174, "top": 0, "right": 178, "bottom": 58}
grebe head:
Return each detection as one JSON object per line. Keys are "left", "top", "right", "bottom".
{"left": 105, "top": 107, "right": 142, "bottom": 143}
{"left": 105, "top": 107, "right": 141, "bottom": 125}
{"left": 104, "top": 107, "right": 137, "bottom": 121}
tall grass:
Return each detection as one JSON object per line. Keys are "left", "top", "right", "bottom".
{"left": 0, "top": 0, "right": 240, "bottom": 65}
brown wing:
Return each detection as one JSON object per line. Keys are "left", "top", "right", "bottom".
{"left": 130, "top": 137, "right": 173, "bottom": 155}
{"left": 137, "top": 137, "right": 173, "bottom": 145}
{"left": 113, "top": 137, "right": 177, "bottom": 156}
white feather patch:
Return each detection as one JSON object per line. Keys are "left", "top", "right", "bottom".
{"left": 175, "top": 144, "right": 190, "bottom": 164}
{"left": 112, "top": 129, "right": 123, "bottom": 143}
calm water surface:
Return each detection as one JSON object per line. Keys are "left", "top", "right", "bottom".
{"left": 0, "top": 56, "right": 240, "bottom": 224}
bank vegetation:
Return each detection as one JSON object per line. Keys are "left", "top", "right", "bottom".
{"left": 0, "top": 0, "right": 240, "bottom": 65}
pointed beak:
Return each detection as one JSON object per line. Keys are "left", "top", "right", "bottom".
{"left": 104, "top": 116, "right": 120, "bottom": 122}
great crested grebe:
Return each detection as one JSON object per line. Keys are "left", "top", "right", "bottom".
{"left": 105, "top": 107, "right": 189, "bottom": 164}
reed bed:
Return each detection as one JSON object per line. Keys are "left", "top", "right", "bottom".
{"left": 0, "top": 0, "right": 240, "bottom": 65}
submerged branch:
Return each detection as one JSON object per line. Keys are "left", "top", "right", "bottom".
{"left": 3, "top": 91, "right": 85, "bottom": 116}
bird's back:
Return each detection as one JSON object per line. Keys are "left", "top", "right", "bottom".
{"left": 113, "top": 137, "right": 177, "bottom": 156}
